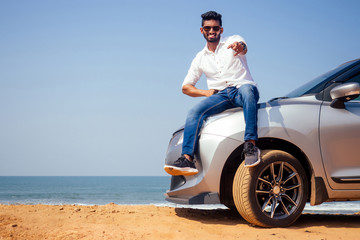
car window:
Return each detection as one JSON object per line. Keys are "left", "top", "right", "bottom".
{"left": 285, "top": 60, "right": 359, "bottom": 98}
{"left": 347, "top": 73, "right": 360, "bottom": 101}
{"left": 320, "top": 72, "right": 360, "bottom": 101}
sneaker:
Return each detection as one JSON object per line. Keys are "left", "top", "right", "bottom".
{"left": 243, "top": 142, "right": 261, "bottom": 168}
{"left": 164, "top": 156, "right": 199, "bottom": 176}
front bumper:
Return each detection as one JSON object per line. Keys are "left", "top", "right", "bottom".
{"left": 164, "top": 109, "right": 246, "bottom": 205}
{"left": 165, "top": 192, "right": 221, "bottom": 204}
{"left": 164, "top": 130, "right": 243, "bottom": 205}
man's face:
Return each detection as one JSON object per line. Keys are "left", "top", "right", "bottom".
{"left": 200, "top": 20, "right": 223, "bottom": 43}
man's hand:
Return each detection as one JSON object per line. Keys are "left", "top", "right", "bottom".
{"left": 227, "top": 41, "right": 247, "bottom": 56}
{"left": 182, "top": 84, "right": 218, "bottom": 97}
{"left": 204, "top": 89, "right": 219, "bottom": 97}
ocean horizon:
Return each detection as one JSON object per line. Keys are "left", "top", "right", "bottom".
{"left": 0, "top": 176, "right": 359, "bottom": 215}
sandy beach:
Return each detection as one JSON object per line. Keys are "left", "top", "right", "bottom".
{"left": 0, "top": 204, "right": 359, "bottom": 240}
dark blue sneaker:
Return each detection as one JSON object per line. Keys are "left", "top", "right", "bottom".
{"left": 164, "top": 156, "right": 199, "bottom": 176}
{"left": 243, "top": 142, "right": 261, "bottom": 167}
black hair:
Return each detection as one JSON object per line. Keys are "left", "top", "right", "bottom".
{"left": 201, "top": 11, "right": 222, "bottom": 26}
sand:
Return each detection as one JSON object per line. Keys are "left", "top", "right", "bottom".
{"left": 0, "top": 204, "right": 359, "bottom": 240}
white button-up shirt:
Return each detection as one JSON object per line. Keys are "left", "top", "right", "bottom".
{"left": 182, "top": 35, "right": 256, "bottom": 91}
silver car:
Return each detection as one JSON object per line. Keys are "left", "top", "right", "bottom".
{"left": 164, "top": 59, "right": 360, "bottom": 227}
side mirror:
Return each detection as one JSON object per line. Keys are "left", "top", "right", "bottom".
{"left": 330, "top": 82, "right": 360, "bottom": 109}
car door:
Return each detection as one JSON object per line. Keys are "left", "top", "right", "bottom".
{"left": 319, "top": 71, "right": 360, "bottom": 190}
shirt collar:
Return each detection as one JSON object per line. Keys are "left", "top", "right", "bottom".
{"left": 203, "top": 37, "right": 226, "bottom": 54}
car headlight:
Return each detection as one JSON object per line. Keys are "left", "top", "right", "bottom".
{"left": 176, "top": 134, "right": 183, "bottom": 146}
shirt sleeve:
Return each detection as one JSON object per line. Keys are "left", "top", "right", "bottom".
{"left": 182, "top": 54, "right": 203, "bottom": 87}
{"left": 229, "top": 35, "right": 246, "bottom": 45}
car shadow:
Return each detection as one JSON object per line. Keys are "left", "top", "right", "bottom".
{"left": 174, "top": 208, "right": 360, "bottom": 228}
{"left": 174, "top": 208, "right": 246, "bottom": 226}
{"left": 292, "top": 213, "right": 360, "bottom": 228}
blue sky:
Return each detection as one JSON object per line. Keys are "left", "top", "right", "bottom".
{"left": 0, "top": 0, "right": 359, "bottom": 176}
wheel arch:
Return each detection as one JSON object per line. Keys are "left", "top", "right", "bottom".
{"left": 219, "top": 137, "right": 313, "bottom": 207}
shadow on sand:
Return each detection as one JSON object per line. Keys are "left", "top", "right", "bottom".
{"left": 175, "top": 208, "right": 360, "bottom": 228}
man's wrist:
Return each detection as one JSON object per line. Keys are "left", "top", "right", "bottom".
{"left": 239, "top": 41, "right": 247, "bottom": 51}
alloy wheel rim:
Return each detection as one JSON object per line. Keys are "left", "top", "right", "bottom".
{"left": 255, "top": 161, "right": 303, "bottom": 219}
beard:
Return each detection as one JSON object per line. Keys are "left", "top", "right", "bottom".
{"left": 203, "top": 33, "right": 221, "bottom": 43}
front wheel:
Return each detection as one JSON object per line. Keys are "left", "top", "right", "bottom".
{"left": 233, "top": 150, "right": 308, "bottom": 227}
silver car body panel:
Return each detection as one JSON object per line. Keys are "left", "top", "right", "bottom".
{"left": 165, "top": 93, "right": 360, "bottom": 203}
{"left": 320, "top": 100, "right": 360, "bottom": 189}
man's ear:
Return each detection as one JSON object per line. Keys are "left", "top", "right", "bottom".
{"left": 200, "top": 27, "right": 204, "bottom": 34}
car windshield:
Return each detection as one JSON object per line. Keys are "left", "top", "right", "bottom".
{"left": 284, "top": 60, "right": 359, "bottom": 98}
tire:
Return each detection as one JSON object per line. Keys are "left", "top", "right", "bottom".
{"left": 233, "top": 150, "right": 308, "bottom": 227}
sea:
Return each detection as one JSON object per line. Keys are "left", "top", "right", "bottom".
{"left": 0, "top": 176, "right": 359, "bottom": 215}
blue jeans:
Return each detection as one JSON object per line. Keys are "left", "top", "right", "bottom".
{"left": 182, "top": 84, "right": 259, "bottom": 157}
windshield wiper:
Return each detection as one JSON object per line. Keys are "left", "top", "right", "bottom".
{"left": 269, "top": 97, "right": 289, "bottom": 102}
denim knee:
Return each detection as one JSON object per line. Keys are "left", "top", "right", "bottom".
{"left": 239, "top": 84, "right": 259, "bottom": 101}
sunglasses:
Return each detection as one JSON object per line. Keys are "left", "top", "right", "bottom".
{"left": 202, "top": 26, "right": 221, "bottom": 32}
